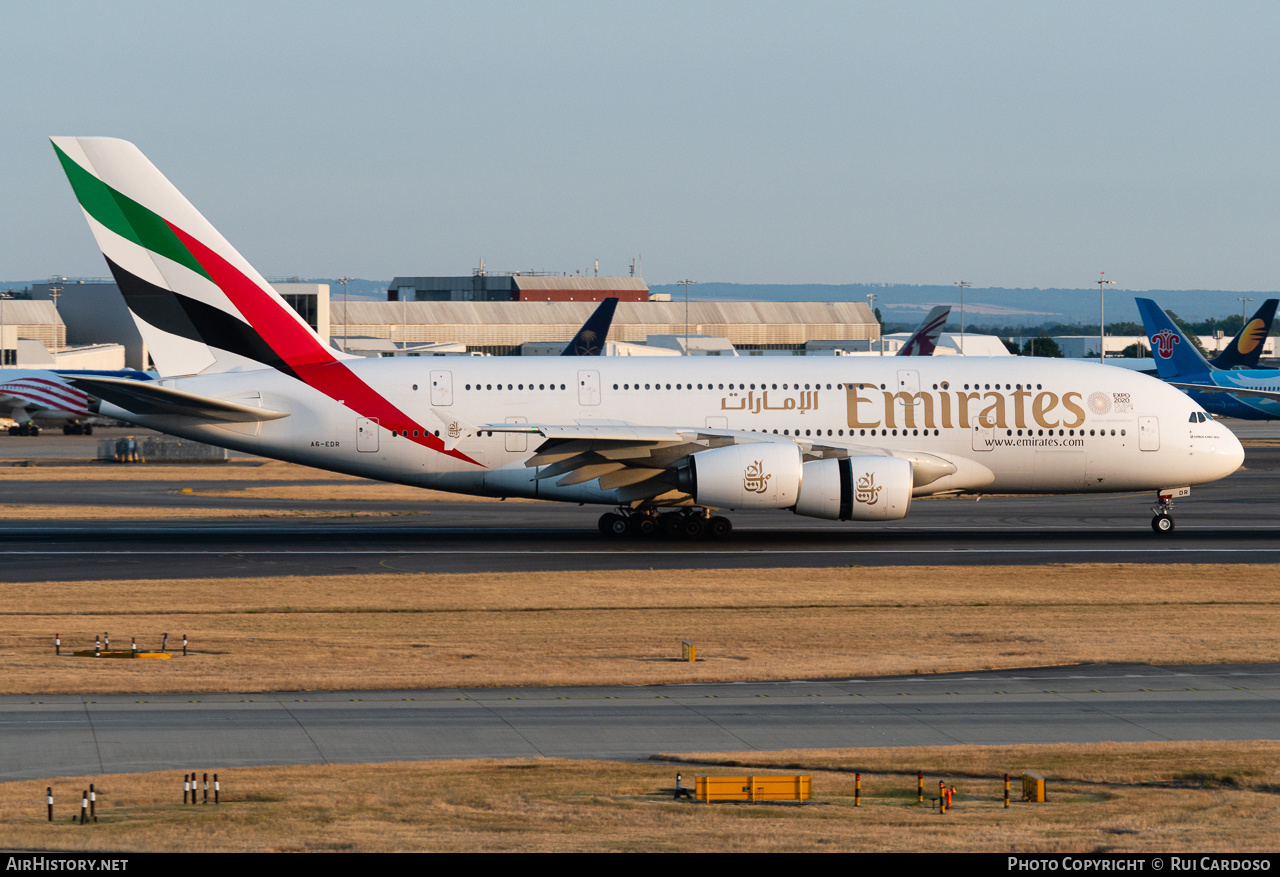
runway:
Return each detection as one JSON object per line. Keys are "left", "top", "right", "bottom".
{"left": 2, "top": 663, "right": 1277, "bottom": 782}
{"left": 1, "top": 442, "right": 1277, "bottom": 581}
{"left": 2, "top": 426, "right": 1278, "bottom": 784}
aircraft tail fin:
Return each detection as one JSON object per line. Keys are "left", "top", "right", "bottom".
{"left": 896, "top": 305, "right": 951, "bottom": 356}
{"left": 1134, "top": 297, "right": 1212, "bottom": 379}
{"left": 50, "top": 136, "right": 354, "bottom": 378}
{"left": 1209, "top": 298, "right": 1278, "bottom": 370}
{"left": 561, "top": 297, "right": 619, "bottom": 356}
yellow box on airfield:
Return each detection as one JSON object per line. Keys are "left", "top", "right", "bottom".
{"left": 696, "top": 775, "right": 811, "bottom": 803}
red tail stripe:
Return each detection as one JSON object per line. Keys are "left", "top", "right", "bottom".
{"left": 165, "top": 221, "right": 480, "bottom": 466}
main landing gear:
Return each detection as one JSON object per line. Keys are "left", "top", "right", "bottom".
{"left": 598, "top": 508, "right": 733, "bottom": 540}
{"left": 1151, "top": 486, "right": 1189, "bottom": 534}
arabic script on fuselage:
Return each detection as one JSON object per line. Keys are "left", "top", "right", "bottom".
{"left": 720, "top": 390, "right": 819, "bottom": 414}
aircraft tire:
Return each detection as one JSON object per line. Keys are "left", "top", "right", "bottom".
{"left": 84, "top": 426, "right": 92, "bottom": 435}
{"left": 63, "top": 425, "right": 73, "bottom": 435}
{"left": 681, "top": 516, "right": 707, "bottom": 539}
{"left": 1152, "top": 513, "right": 1174, "bottom": 534}
{"left": 600, "top": 513, "right": 626, "bottom": 536}
{"left": 659, "top": 513, "right": 683, "bottom": 538}
{"left": 629, "top": 515, "right": 658, "bottom": 537}
{"left": 707, "top": 516, "right": 733, "bottom": 538}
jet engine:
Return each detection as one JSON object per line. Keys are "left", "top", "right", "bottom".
{"left": 793, "top": 456, "right": 913, "bottom": 521}
{"left": 682, "top": 442, "right": 803, "bottom": 509}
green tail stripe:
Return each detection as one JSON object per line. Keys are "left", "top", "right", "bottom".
{"left": 52, "top": 142, "right": 210, "bottom": 282}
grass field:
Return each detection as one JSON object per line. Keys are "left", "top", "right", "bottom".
{"left": 2, "top": 563, "right": 1278, "bottom": 694}
{"left": 3, "top": 741, "right": 1279, "bottom": 852}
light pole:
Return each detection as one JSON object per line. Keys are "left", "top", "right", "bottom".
{"left": 335, "top": 276, "right": 353, "bottom": 353}
{"left": 677, "top": 279, "right": 696, "bottom": 354}
{"left": 1, "top": 288, "right": 9, "bottom": 366}
{"left": 954, "top": 281, "right": 971, "bottom": 354}
{"left": 1096, "top": 273, "right": 1115, "bottom": 360}
{"left": 48, "top": 276, "right": 66, "bottom": 358}
{"left": 1238, "top": 297, "right": 1254, "bottom": 327}
{"left": 866, "top": 293, "right": 882, "bottom": 355}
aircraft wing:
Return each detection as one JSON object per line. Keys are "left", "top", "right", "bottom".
{"left": 1169, "top": 381, "right": 1280, "bottom": 402}
{"left": 61, "top": 375, "right": 291, "bottom": 423}
{"left": 477, "top": 421, "right": 965, "bottom": 503}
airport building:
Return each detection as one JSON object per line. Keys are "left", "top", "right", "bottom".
{"left": 0, "top": 296, "right": 126, "bottom": 369}
{"left": 29, "top": 280, "right": 330, "bottom": 370}
{"left": 387, "top": 272, "right": 650, "bottom": 303}
{"left": 332, "top": 300, "right": 880, "bottom": 356}
{"left": 23, "top": 277, "right": 885, "bottom": 363}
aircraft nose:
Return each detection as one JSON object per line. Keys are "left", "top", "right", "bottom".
{"left": 1212, "top": 424, "right": 1246, "bottom": 481}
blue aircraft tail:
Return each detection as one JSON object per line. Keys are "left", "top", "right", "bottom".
{"left": 1134, "top": 298, "right": 1213, "bottom": 380}
{"left": 1209, "top": 299, "right": 1277, "bottom": 369}
{"left": 561, "top": 297, "right": 619, "bottom": 356}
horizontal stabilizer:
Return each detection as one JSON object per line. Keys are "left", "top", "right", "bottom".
{"left": 61, "top": 375, "right": 290, "bottom": 423}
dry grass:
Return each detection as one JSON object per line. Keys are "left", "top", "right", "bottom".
{"left": 660, "top": 740, "right": 1280, "bottom": 787}
{"left": 3, "top": 743, "right": 1279, "bottom": 852}
{"left": 4, "top": 564, "right": 1279, "bottom": 694}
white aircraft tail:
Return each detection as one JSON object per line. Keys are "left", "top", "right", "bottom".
{"left": 51, "top": 137, "right": 355, "bottom": 378}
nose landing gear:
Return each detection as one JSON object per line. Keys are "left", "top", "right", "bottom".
{"left": 1151, "top": 486, "right": 1189, "bottom": 534}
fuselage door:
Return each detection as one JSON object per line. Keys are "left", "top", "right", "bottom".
{"left": 430, "top": 370, "right": 454, "bottom": 407}
{"left": 505, "top": 416, "right": 528, "bottom": 453}
{"left": 577, "top": 370, "right": 601, "bottom": 406}
{"left": 896, "top": 369, "right": 922, "bottom": 426}
{"left": 971, "top": 415, "right": 993, "bottom": 451}
{"left": 357, "top": 416, "right": 380, "bottom": 453}
{"left": 1139, "top": 415, "right": 1160, "bottom": 451}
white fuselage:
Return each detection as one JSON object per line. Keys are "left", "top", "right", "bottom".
{"left": 98, "top": 356, "right": 1244, "bottom": 506}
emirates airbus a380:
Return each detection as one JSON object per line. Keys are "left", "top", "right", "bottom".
{"left": 50, "top": 137, "right": 1243, "bottom": 536}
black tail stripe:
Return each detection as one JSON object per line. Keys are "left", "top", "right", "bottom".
{"left": 105, "top": 257, "right": 300, "bottom": 380}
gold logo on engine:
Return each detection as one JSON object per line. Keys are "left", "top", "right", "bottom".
{"left": 743, "top": 460, "right": 771, "bottom": 494}
{"left": 855, "top": 472, "right": 881, "bottom": 505}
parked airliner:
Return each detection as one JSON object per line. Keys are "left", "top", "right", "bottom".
{"left": 1137, "top": 297, "right": 1280, "bottom": 421}
{"left": 51, "top": 137, "right": 1243, "bottom": 535}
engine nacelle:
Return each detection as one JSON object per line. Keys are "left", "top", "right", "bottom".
{"left": 793, "top": 456, "right": 913, "bottom": 521}
{"left": 685, "top": 442, "right": 803, "bottom": 509}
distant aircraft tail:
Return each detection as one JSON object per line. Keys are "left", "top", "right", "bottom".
{"left": 1209, "top": 298, "right": 1278, "bottom": 370}
{"left": 1134, "top": 297, "right": 1213, "bottom": 380}
{"left": 561, "top": 297, "right": 619, "bottom": 356}
{"left": 896, "top": 305, "right": 951, "bottom": 356}
{"left": 50, "top": 136, "right": 354, "bottom": 379}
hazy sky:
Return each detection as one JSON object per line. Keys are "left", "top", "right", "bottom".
{"left": 5, "top": 1, "right": 1280, "bottom": 289}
